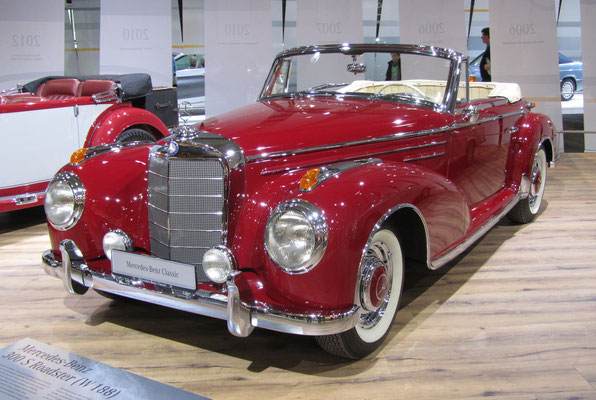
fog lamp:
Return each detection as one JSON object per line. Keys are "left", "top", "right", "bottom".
{"left": 103, "top": 230, "right": 133, "bottom": 260}
{"left": 202, "top": 247, "right": 235, "bottom": 283}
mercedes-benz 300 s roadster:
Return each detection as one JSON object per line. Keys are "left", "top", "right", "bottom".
{"left": 42, "top": 44, "right": 557, "bottom": 359}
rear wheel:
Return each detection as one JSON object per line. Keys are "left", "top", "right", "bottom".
{"left": 508, "top": 147, "right": 547, "bottom": 223}
{"left": 561, "top": 78, "right": 576, "bottom": 101}
{"left": 115, "top": 128, "right": 156, "bottom": 144}
{"left": 316, "top": 229, "right": 404, "bottom": 359}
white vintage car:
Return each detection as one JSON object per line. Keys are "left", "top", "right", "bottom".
{"left": 0, "top": 74, "right": 172, "bottom": 213}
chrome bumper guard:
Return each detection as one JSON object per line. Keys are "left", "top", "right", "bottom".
{"left": 42, "top": 240, "right": 359, "bottom": 338}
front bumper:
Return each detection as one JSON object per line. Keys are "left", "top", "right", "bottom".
{"left": 42, "top": 239, "right": 359, "bottom": 337}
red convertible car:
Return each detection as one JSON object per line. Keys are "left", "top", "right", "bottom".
{"left": 42, "top": 44, "right": 557, "bottom": 359}
{"left": 0, "top": 74, "right": 171, "bottom": 213}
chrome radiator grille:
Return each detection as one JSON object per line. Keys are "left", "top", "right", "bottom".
{"left": 148, "top": 152, "right": 226, "bottom": 283}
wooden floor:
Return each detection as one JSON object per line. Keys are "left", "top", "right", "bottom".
{"left": 1, "top": 153, "right": 596, "bottom": 400}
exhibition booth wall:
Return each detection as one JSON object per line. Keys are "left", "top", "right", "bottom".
{"left": 0, "top": 0, "right": 592, "bottom": 151}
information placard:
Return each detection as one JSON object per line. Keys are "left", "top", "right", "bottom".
{"left": 0, "top": 338, "right": 209, "bottom": 400}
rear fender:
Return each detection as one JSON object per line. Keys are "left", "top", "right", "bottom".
{"left": 508, "top": 112, "right": 556, "bottom": 190}
{"left": 233, "top": 160, "right": 469, "bottom": 310}
{"left": 84, "top": 104, "right": 170, "bottom": 147}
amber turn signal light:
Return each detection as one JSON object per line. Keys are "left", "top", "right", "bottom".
{"left": 300, "top": 168, "right": 321, "bottom": 191}
{"left": 469, "top": 76, "right": 476, "bottom": 82}
{"left": 70, "top": 148, "right": 88, "bottom": 164}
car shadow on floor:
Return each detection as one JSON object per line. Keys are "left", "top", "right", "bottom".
{"left": 0, "top": 207, "right": 46, "bottom": 234}
{"left": 64, "top": 201, "right": 548, "bottom": 376}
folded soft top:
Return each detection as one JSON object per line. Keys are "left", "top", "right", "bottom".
{"left": 22, "top": 73, "right": 153, "bottom": 101}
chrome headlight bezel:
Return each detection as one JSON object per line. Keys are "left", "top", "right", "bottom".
{"left": 44, "top": 171, "right": 85, "bottom": 231}
{"left": 264, "top": 199, "right": 328, "bottom": 274}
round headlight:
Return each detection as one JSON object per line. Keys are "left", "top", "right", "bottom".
{"left": 44, "top": 171, "right": 85, "bottom": 231}
{"left": 202, "top": 247, "right": 235, "bottom": 283}
{"left": 103, "top": 230, "right": 133, "bottom": 260}
{"left": 265, "top": 200, "right": 328, "bottom": 274}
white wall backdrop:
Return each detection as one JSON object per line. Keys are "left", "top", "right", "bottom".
{"left": 399, "top": 0, "right": 466, "bottom": 80}
{"left": 204, "top": 0, "right": 272, "bottom": 117}
{"left": 296, "top": 0, "right": 363, "bottom": 46}
{"left": 172, "top": 0, "right": 204, "bottom": 57}
{"left": 0, "top": 0, "right": 64, "bottom": 89}
{"left": 581, "top": 0, "right": 596, "bottom": 151}
{"left": 295, "top": 0, "right": 363, "bottom": 91}
{"left": 99, "top": 0, "right": 172, "bottom": 86}
{"left": 400, "top": 0, "right": 467, "bottom": 55}
{"left": 489, "top": 0, "right": 563, "bottom": 143}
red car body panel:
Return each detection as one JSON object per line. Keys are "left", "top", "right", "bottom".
{"left": 45, "top": 93, "right": 554, "bottom": 312}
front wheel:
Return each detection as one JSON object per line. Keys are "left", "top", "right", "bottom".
{"left": 508, "top": 147, "right": 547, "bottom": 223}
{"left": 315, "top": 229, "right": 404, "bottom": 359}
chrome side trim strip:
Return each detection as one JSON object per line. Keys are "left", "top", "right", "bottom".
{"left": 247, "top": 109, "right": 525, "bottom": 163}
{"left": 247, "top": 129, "right": 445, "bottom": 162}
{"left": 429, "top": 192, "right": 520, "bottom": 270}
{"left": 260, "top": 140, "right": 447, "bottom": 176}
{"left": 403, "top": 152, "right": 446, "bottom": 162}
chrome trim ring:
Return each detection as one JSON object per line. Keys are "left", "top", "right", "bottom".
{"left": 359, "top": 241, "right": 393, "bottom": 313}
{"left": 45, "top": 171, "right": 85, "bottom": 231}
{"left": 264, "top": 199, "right": 328, "bottom": 274}
{"left": 358, "top": 240, "right": 394, "bottom": 329}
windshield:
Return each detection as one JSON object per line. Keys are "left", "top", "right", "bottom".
{"left": 260, "top": 45, "right": 458, "bottom": 111}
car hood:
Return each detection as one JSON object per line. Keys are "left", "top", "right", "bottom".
{"left": 200, "top": 96, "right": 450, "bottom": 160}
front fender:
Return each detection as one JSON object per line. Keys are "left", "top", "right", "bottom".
{"left": 84, "top": 104, "right": 170, "bottom": 147}
{"left": 232, "top": 160, "right": 469, "bottom": 312}
{"left": 46, "top": 145, "right": 153, "bottom": 271}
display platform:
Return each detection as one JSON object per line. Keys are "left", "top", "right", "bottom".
{"left": 0, "top": 153, "right": 595, "bottom": 399}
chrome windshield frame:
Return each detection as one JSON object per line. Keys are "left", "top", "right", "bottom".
{"left": 259, "top": 43, "right": 465, "bottom": 114}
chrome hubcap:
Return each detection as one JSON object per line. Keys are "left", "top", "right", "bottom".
{"left": 359, "top": 240, "right": 393, "bottom": 329}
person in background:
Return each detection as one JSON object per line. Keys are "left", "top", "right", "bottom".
{"left": 480, "top": 27, "right": 491, "bottom": 82}
{"left": 386, "top": 53, "right": 401, "bottom": 81}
